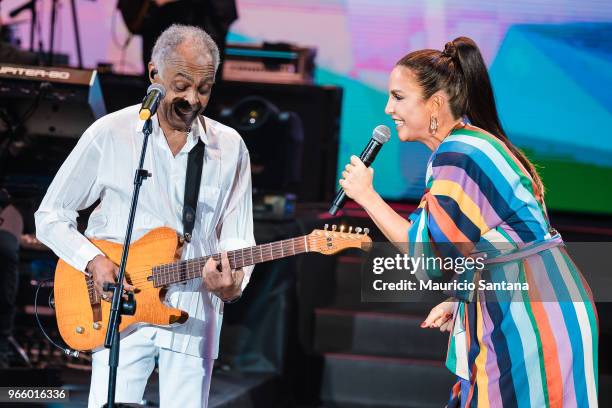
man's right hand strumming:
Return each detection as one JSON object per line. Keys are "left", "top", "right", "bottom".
{"left": 86, "top": 254, "right": 135, "bottom": 301}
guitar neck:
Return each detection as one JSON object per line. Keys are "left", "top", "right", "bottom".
{"left": 151, "top": 235, "right": 310, "bottom": 287}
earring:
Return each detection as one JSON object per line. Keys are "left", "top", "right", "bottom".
{"left": 429, "top": 116, "right": 438, "bottom": 134}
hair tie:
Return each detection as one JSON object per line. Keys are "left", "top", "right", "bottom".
{"left": 442, "top": 41, "right": 458, "bottom": 60}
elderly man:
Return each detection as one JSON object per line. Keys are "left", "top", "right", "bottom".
{"left": 35, "top": 25, "right": 254, "bottom": 407}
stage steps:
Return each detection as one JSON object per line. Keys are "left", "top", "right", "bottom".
{"left": 314, "top": 308, "right": 447, "bottom": 360}
{"left": 321, "top": 353, "right": 454, "bottom": 408}
{"left": 313, "top": 255, "right": 455, "bottom": 407}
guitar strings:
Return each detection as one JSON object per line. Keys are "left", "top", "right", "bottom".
{"left": 140, "top": 239, "right": 310, "bottom": 286}
{"left": 146, "top": 233, "right": 369, "bottom": 285}
{"left": 125, "top": 235, "right": 319, "bottom": 285}
{"left": 108, "top": 234, "right": 368, "bottom": 286}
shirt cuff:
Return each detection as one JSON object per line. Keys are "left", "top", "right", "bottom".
{"left": 73, "top": 242, "right": 104, "bottom": 273}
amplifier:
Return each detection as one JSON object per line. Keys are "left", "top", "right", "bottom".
{"left": 222, "top": 43, "right": 316, "bottom": 85}
{"left": 0, "top": 64, "right": 106, "bottom": 138}
{"left": 206, "top": 80, "right": 342, "bottom": 202}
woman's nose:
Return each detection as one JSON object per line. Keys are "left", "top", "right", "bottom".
{"left": 384, "top": 98, "right": 394, "bottom": 115}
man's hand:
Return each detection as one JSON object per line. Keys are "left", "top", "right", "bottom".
{"left": 86, "top": 255, "right": 135, "bottom": 302}
{"left": 202, "top": 252, "right": 244, "bottom": 302}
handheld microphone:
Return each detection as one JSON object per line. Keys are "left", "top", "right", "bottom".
{"left": 329, "top": 125, "right": 391, "bottom": 215}
{"left": 139, "top": 83, "right": 166, "bottom": 121}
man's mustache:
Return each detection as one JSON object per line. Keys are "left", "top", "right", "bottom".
{"left": 171, "top": 98, "right": 203, "bottom": 118}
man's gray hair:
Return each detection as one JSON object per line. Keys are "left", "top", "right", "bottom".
{"left": 151, "top": 24, "right": 220, "bottom": 79}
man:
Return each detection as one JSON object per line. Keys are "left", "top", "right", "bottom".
{"left": 0, "top": 189, "right": 29, "bottom": 368}
{"left": 35, "top": 25, "right": 254, "bottom": 407}
{"left": 117, "top": 0, "right": 237, "bottom": 78}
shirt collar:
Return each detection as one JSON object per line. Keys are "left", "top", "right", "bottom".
{"left": 192, "top": 115, "right": 209, "bottom": 145}
{"left": 134, "top": 114, "right": 209, "bottom": 146}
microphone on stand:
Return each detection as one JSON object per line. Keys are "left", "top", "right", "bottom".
{"left": 139, "top": 83, "right": 166, "bottom": 121}
{"left": 329, "top": 125, "right": 391, "bottom": 215}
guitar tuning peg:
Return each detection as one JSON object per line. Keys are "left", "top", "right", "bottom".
{"left": 364, "top": 228, "right": 370, "bottom": 235}
{"left": 348, "top": 226, "right": 353, "bottom": 233}
{"left": 324, "top": 224, "right": 329, "bottom": 231}
{"left": 340, "top": 225, "right": 345, "bottom": 233}
{"left": 332, "top": 224, "right": 337, "bottom": 231}
{"left": 355, "top": 227, "right": 362, "bottom": 234}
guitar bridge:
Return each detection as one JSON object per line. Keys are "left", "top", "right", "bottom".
{"left": 85, "top": 275, "right": 103, "bottom": 323}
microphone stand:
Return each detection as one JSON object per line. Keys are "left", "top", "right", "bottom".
{"left": 48, "top": 0, "right": 84, "bottom": 68}
{"left": 69, "top": 0, "right": 84, "bottom": 69}
{"left": 102, "top": 118, "right": 153, "bottom": 408}
{"left": 7, "top": 0, "right": 37, "bottom": 52}
{"left": 48, "top": 0, "right": 57, "bottom": 65}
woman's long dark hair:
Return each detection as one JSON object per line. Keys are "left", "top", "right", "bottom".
{"left": 397, "top": 37, "right": 544, "bottom": 196}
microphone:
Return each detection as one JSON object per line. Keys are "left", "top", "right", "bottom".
{"left": 139, "top": 83, "right": 166, "bottom": 121}
{"left": 329, "top": 125, "right": 391, "bottom": 215}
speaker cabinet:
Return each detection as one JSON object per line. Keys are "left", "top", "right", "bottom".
{"left": 206, "top": 80, "right": 342, "bottom": 203}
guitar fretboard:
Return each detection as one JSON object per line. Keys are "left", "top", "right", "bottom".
{"left": 151, "top": 235, "right": 309, "bottom": 287}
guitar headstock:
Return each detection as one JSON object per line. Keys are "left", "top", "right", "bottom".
{"left": 307, "top": 224, "right": 373, "bottom": 255}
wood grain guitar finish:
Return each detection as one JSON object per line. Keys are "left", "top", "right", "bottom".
{"left": 54, "top": 225, "right": 371, "bottom": 350}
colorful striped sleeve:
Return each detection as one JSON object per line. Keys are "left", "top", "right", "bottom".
{"left": 407, "top": 134, "right": 516, "bottom": 284}
{"left": 409, "top": 142, "right": 497, "bottom": 239}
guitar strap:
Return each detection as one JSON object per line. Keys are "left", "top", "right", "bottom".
{"left": 182, "top": 137, "right": 205, "bottom": 243}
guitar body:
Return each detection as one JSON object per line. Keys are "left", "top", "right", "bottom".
{"left": 54, "top": 227, "right": 188, "bottom": 351}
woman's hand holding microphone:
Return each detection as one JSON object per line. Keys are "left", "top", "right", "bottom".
{"left": 339, "top": 155, "right": 376, "bottom": 206}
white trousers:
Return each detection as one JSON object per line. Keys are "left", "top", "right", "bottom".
{"left": 88, "top": 327, "right": 213, "bottom": 408}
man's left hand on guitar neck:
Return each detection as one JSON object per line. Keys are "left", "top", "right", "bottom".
{"left": 202, "top": 252, "right": 244, "bottom": 303}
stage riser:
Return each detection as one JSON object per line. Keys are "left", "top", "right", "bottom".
{"left": 320, "top": 354, "right": 454, "bottom": 408}
{"left": 314, "top": 310, "right": 447, "bottom": 361}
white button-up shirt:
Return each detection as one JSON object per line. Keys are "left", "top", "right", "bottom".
{"left": 35, "top": 104, "right": 255, "bottom": 358}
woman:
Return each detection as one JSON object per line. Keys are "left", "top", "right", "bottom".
{"left": 340, "top": 37, "right": 598, "bottom": 407}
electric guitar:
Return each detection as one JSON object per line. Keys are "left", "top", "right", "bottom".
{"left": 54, "top": 224, "right": 371, "bottom": 351}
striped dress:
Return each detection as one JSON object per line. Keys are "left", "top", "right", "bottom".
{"left": 406, "top": 124, "right": 599, "bottom": 407}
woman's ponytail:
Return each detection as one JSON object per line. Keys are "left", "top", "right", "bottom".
{"left": 450, "top": 37, "right": 545, "bottom": 196}
{"left": 397, "top": 38, "right": 545, "bottom": 197}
